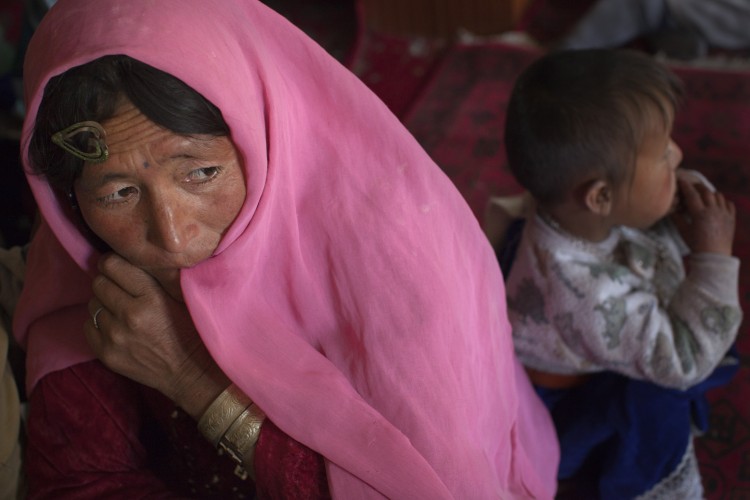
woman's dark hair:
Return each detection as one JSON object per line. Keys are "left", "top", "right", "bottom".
{"left": 504, "top": 48, "right": 683, "bottom": 205}
{"left": 29, "top": 55, "right": 230, "bottom": 194}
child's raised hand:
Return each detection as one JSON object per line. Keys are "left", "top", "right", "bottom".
{"left": 672, "top": 177, "right": 736, "bottom": 255}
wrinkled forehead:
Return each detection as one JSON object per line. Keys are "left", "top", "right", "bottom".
{"left": 100, "top": 102, "right": 238, "bottom": 161}
{"left": 100, "top": 100, "right": 163, "bottom": 152}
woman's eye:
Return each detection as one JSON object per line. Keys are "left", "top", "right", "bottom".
{"left": 99, "top": 186, "right": 138, "bottom": 204}
{"left": 187, "top": 166, "right": 221, "bottom": 182}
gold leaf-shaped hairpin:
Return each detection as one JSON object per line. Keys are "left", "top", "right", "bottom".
{"left": 51, "top": 120, "right": 109, "bottom": 163}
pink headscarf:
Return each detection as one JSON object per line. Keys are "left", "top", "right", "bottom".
{"left": 15, "top": 0, "right": 558, "bottom": 497}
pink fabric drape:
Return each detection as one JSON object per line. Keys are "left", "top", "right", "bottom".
{"left": 14, "top": 0, "right": 558, "bottom": 497}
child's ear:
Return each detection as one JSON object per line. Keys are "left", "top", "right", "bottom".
{"left": 583, "top": 180, "right": 613, "bottom": 216}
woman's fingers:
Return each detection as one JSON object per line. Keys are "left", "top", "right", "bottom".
{"left": 84, "top": 301, "right": 111, "bottom": 359}
{"left": 91, "top": 253, "right": 168, "bottom": 321}
{"left": 89, "top": 254, "right": 175, "bottom": 348}
{"left": 97, "top": 253, "right": 162, "bottom": 298}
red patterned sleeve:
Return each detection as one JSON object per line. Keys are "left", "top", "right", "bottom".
{"left": 26, "top": 359, "right": 330, "bottom": 499}
{"left": 24, "top": 360, "right": 184, "bottom": 499}
{"left": 254, "top": 418, "right": 331, "bottom": 499}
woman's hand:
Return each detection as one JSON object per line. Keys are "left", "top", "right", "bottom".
{"left": 672, "top": 177, "right": 736, "bottom": 256}
{"left": 85, "top": 253, "right": 229, "bottom": 419}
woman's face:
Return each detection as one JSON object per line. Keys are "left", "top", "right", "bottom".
{"left": 73, "top": 100, "right": 246, "bottom": 300}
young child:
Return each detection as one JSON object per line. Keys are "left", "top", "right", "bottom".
{"left": 501, "top": 49, "right": 742, "bottom": 499}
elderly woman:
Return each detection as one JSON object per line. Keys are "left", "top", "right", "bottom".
{"left": 14, "top": 0, "right": 558, "bottom": 497}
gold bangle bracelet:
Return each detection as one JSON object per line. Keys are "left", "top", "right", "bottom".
{"left": 219, "top": 403, "right": 266, "bottom": 470}
{"left": 197, "top": 384, "right": 252, "bottom": 446}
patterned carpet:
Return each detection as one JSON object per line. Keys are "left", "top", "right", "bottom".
{"left": 402, "top": 41, "right": 750, "bottom": 500}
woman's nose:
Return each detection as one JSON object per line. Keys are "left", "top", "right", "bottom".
{"left": 147, "top": 199, "right": 198, "bottom": 253}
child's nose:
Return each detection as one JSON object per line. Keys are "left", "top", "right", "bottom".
{"left": 669, "top": 140, "right": 683, "bottom": 169}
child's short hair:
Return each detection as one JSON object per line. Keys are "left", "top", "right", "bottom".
{"left": 504, "top": 49, "right": 683, "bottom": 205}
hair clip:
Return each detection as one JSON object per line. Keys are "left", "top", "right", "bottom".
{"left": 51, "top": 121, "right": 109, "bottom": 163}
